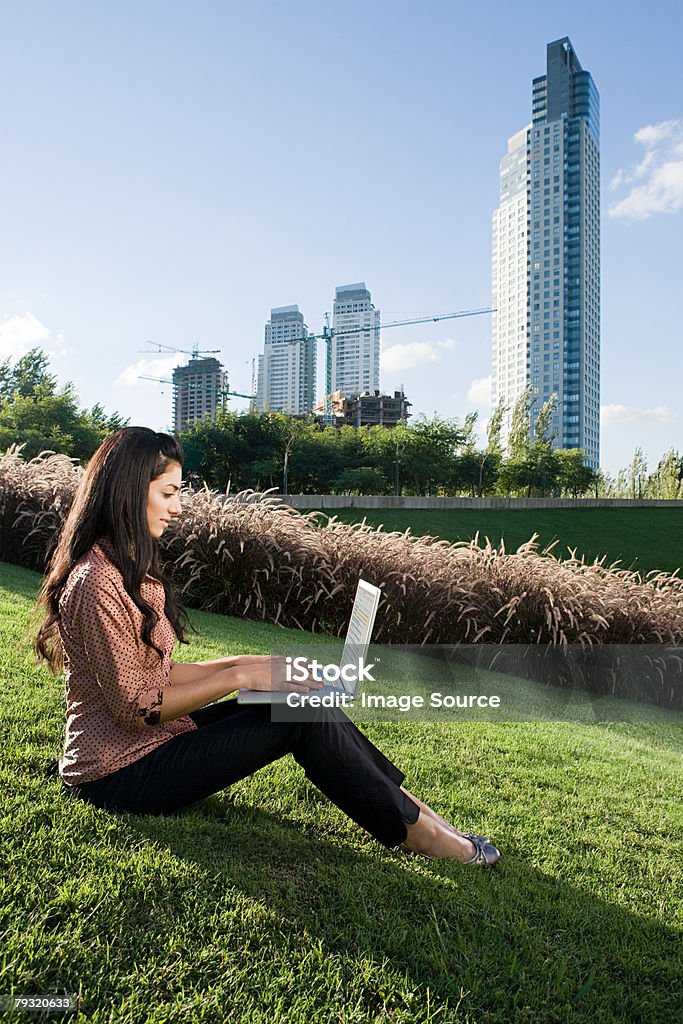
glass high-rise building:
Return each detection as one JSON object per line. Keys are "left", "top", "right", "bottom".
{"left": 329, "top": 283, "right": 380, "bottom": 398}
{"left": 255, "top": 305, "right": 316, "bottom": 415}
{"left": 492, "top": 38, "right": 600, "bottom": 469}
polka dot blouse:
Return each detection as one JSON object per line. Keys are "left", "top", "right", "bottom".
{"left": 57, "top": 538, "right": 196, "bottom": 784}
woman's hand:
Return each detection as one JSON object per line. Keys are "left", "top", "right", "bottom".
{"left": 237, "top": 656, "right": 324, "bottom": 693}
{"left": 161, "top": 656, "right": 323, "bottom": 722}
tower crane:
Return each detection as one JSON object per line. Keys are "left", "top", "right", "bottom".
{"left": 139, "top": 340, "right": 221, "bottom": 359}
{"left": 311, "top": 304, "right": 495, "bottom": 420}
{"left": 138, "top": 375, "right": 253, "bottom": 402}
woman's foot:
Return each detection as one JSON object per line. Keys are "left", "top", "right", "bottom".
{"left": 400, "top": 789, "right": 500, "bottom": 865}
{"left": 402, "top": 812, "right": 478, "bottom": 862}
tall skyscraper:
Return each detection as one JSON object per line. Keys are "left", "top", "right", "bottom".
{"left": 328, "top": 283, "right": 380, "bottom": 399}
{"left": 492, "top": 38, "right": 600, "bottom": 469}
{"left": 173, "top": 356, "right": 227, "bottom": 433}
{"left": 255, "top": 305, "right": 316, "bottom": 415}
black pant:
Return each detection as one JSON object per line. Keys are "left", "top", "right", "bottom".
{"left": 65, "top": 700, "right": 420, "bottom": 848}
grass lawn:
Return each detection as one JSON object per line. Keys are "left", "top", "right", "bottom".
{"left": 314, "top": 507, "right": 683, "bottom": 578}
{"left": 1, "top": 560, "right": 682, "bottom": 1024}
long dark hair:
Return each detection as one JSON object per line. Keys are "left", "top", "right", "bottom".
{"left": 35, "top": 426, "right": 191, "bottom": 674}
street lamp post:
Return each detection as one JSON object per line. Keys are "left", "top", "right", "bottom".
{"left": 283, "top": 436, "right": 294, "bottom": 495}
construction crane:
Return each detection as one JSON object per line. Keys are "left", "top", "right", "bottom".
{"left": 139, "top": 340, "right": 221, "bottom": 359}
{"left": 138, "top": 375, "right": 253, "bottom": 401}
{"left": 312, "top": 304, "right": 495, "bottom": 419}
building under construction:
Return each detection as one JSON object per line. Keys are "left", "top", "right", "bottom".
{"left": 172, "top": 356, "right": 227, "bottom": 433}
{"left": 321, "top": 389, "right": 412, "bottom": 428}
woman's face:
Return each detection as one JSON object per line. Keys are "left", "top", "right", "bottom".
{"left": 147, "top": 460, "right": 183, "bottom": 538}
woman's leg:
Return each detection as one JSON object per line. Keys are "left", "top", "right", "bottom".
{"left": 70, "top": 700, "right": 420, "bottom": 849}
{"left": 284, "top": 704, "right": 420, "bottom": 848}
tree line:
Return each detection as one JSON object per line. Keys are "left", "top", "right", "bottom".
{"left": 2, "top": 348, "right": 682, "bottom": 499}
{"left": 178, "top": 388, "right": 682, "bottom": 499}
{"left": 0, "top": 349, "right": 127, "bottom": 460}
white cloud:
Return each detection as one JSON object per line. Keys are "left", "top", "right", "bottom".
{"left": 609, "top": 119, "right": 683, "bottom": 220}
{"left": 114, "top": 354, "right": 185, "bottom": 389}
{"left": 634, "top": 120, "right": 680, "bottom": 148}
{"left": 381, "top": 337, "right": 455, "bottom": 372}
{"left": 467, "top": 375, "right": 492, "bottom": 407}
{"left": 0, "top": 312, "right": 70, "bottom": 361}
{"left": 601, "top": 403, "right": 677, "bottom": 425}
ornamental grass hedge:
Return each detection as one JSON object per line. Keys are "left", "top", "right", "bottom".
{"left": 2, "top": 448, "right": 682, "bottom": 708}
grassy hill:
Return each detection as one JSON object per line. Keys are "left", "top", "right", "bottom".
{"left": 2, "top": 560, "right": 682, "bottom": 1024}
{"left": 315, "top": 507, "right": 683, "bottom": 577}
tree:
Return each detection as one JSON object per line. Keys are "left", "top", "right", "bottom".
{"left": 629, "top": 447, "right": 648, "bottom": 500}
{"left": 0, "top": 348, "right": 57, "bottom": 402}
{"left": 457, "top": 399, "right": 507, "bottom": 497}
{"left": 353, "top": 425, "right": 399, "bottom": 494}
{"left": 507, "top": 384, "right": 534, "bottom": 459}
{"left": 647, "top": 448, "right": 682, "bottom": 499}
{"left": 289, "top": 425, "right": 347, "bottom": 494}
{"left": 87, "top": 402, "right": 129, "bottom": 436}
{"left": 498, "top": 392, "right": 563, "bottom": 496}
{"left": 0, "top": 350, "right": 129, "bottom": 462}
{"left": 594, "top": 469, "right": 615, "bottom": 498}
{"left": 332, "top": 466, "right": 386, "bottom": 495}
{"left": 556, "top": 449, "right": 597, "bottom": 497}
{"left": 450, "top": 412, "right": 481, "bottom": 496}
{"left": 180, "top": 410, "right": 285, "bottom": 491}
{"left": 486, "top": 398, "right": 505, "bottom": 456}
{"left": 180, "top": 411, "right": 241, "bottom": 490}
{"left": 527, "top": 395, "right": 561, "bottom": 496}
{"left": 406, "top": 416, "right": 468, "bottom": 495}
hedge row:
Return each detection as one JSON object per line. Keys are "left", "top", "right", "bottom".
{"left": 2, "top": 448, "right": 682, "bottom": 708}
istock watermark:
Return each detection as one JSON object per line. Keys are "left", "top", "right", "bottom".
{"left": 285, "top": 655, "right": 377, "bottom": 685}
{"left": 282, "top": 689, "right": 501, "bottom": 711}
{"left": 268, "top": 642, "right": 682, "bottom": 724}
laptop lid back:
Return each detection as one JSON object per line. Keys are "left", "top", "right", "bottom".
{"left": 339, "top": 579, "right": 382, "bottom": 694}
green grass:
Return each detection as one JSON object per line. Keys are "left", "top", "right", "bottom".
{"left": 1, "top": 560, "right": 682, "bottom": 1024}
{"left": 315, "top": 507, "right": 683, "bottom": 577}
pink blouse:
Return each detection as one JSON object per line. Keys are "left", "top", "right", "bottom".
{"left": 57, "top": 539, "right": 196, "bottom": 784}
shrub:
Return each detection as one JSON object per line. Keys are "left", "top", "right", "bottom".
{"left": 161, "top": 487, "right": 341, "bottom": 633}
{"left": 0, "top": 446, "right": 80, "bottom": 571}
{"left": 2, "top": 448, "right": 682, "bottom": 708}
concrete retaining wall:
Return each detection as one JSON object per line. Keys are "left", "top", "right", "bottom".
{"left": 276, "top": 495, "right": 683, "bottom": 510}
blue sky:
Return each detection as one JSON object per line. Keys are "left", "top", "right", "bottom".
{"left": 1, "top": 0, "right": 681, "bottom": 474}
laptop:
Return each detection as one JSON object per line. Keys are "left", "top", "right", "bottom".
{"left": 236, "top": 579, "right": 382, "bottom": 704}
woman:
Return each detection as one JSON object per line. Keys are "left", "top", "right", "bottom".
{"left": 35, "top": 427, "right": 500, "bottom": 866}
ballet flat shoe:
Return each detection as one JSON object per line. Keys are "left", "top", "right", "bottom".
{"left": 461, "top": 830, "right": 501, "bottom": 866}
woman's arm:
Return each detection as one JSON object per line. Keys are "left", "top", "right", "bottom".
{"left": 159, "top": 665, "right": 242, "bottom": 721}
{"left": 169, "top": 654, "right": 271, "bottom": 686}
